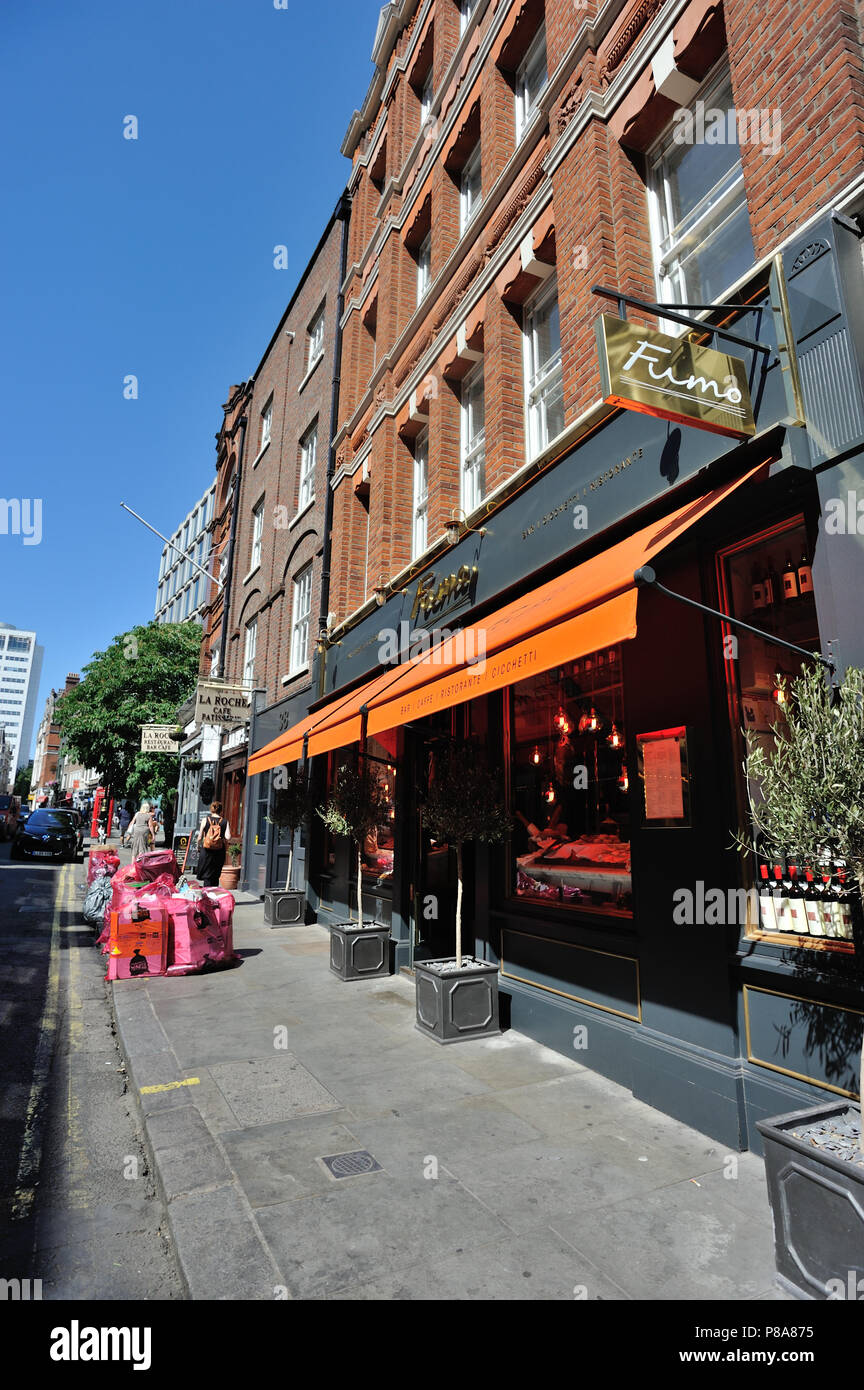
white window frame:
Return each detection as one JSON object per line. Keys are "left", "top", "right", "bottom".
{"left": 307, "top": 305, "right": 325, "bottom": 371}
{"left": 412, "top": 429, "right": 429, "bottom": 561}
{"left": 290, "top": 567, "right": 313, "bottom": 675}
{"left": 420, "top": 69, "right": 434, "bottom": 127}
{"left": 646, "top": 60, "right": 753, "bottom": 325}
{"left": 459, "top": 140, "right": 482, "bottom": 236}
{"left": 298, "top": 423, "right": 317, "bottom": 512}
{"left": 260, "top": 399, "right": 273, "bottom": 451}
{"left": 460, "top": 0, "right": 479, "bottom": 35}
{"left": 210, "top": 646, "right": 220, "bottom": 676}
{"left": 417, "top": 232, "right": 431, "bottom": 304}
{"left": 523, "top": 274, "right": 564, "bottom": 460}
{"left": 250, "top": 498, "right": 264, "bottom": 572}
{"left": 243, "top": 618, "right": 257, "bottom": 687}
{"left": 460, "top": 362, "right": 486, "bottom": 515}
{"left": 515, "top": 23, "right": 548, "bottom": 142}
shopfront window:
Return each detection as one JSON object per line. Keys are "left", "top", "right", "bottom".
{"left": 717, "top": 517, "right": 835, "bottom": 947}
{"left": 360, "top": 731, "right": 397, "bottom": 888}
{"left": 509, "top": 647, "right": 631, "bottom": 914}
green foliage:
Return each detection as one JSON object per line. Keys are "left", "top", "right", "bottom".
{"left": 55, "top": 622, "right": 201, "bottom": 802}
{"left": 228, "top": 841, "right": 242, "bottom": 865}
{"left": 268, "top": 767, "right": 314, "bottom": 835}
{"left": 734, "top": 665, "right": 864, "bottom": 882}
{"left": 422, "top": 742, "right": 511, "bottom": 850}
{"left": 13, "top": 762, "right": 33, "bottom": 797}
{"left": 318, "top": 763, "right": 389, "bottom": 847}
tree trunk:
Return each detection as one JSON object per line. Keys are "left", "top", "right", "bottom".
{"left": 286, "top": 839, "right": 294, "bottom": 893}
{"left": 356, "top": 845, "right": 363, "bottom": 925}
{"left": 455, "top": 842, "right": 463, "bottom": 968}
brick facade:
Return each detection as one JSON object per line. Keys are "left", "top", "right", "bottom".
{"left": 323, "top": 0, "right": 864, "bottom": 642}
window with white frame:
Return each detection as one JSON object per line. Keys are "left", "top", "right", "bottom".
{"left": 290, "top": 567, "right": 313, "bottom": 674}
{"left": 461, "top": 363, "right": 486, "bottom": 514}
{"left": 260, "top": 399, "right": 272, "bottom": 451}
{"left": 250, "top": 498, "right": 264, "bottom": 572}
{"left": 515, "top": 23, "right": 547, "bottom": 142}
{"left": 298, "top": 422, "right": 317, "bottom": 512}
{"left": 420, "top": 69, "right": 434, "bottom": 127}
{"left": 417, "top": 232, "right": 431, "bottom": 304}
{"left": 307, "top": 305, "right": 325, "bottom": 370}
{"left": 210, "top": 646, "right": 220, "bottom": 676}
{"left": 412, "top": 429, "right": 429, "bottom": 560}
{"left": 460, "top": 141, "right": 482, "bottom": 235}
{"left": 243, "top": 618, "right": 257, "bottom": 686}
{"left": 460, "top": 0, "right": 479, "bottom": 34}
{"left": 647, "top": 62, "right": 755, "bottom": 312}
{"left": 523, "top": 274, "right": 564, "bottom": 458}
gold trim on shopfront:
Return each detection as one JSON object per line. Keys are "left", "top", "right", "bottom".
{"left": 743, "top": 983, "right": 863, "bottom": 1099}
{"left": 501, "top": 928, "right": 642, "bottom": 1023}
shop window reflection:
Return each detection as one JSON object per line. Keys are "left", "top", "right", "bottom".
{"left": 360, "top": 731, "right": 397, "bottom": 886}
{"left": 509, "top": 647, "right": 632, "bottom": 915}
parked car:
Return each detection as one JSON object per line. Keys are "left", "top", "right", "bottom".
{"left": 52, "top": 808, "right": 85, "bottom": 854}
{"left": 11, "top": 809, "right": 81, "bottom": 862}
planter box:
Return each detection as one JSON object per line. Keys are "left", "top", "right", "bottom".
{"left": 757, "top": 1101, "right": 864, "bottom": 1300}
{"left": 415, "top": 957, "right": 500, "bottom": 1044}
{"left": 263, "top": 889, "right": 306, "bottom": 927}
{"left": 329, "top": 921, "right": 391, "bottom": 980}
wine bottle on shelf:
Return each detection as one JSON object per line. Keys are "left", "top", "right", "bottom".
{"left": 834, "top": 862, "right": 855, "bottom": 941}
{"left": 782, "top": 554, "right": 800, "bottom": 601}
{"left": 766, "top": 556, "right": 783, "bottom": 608}
{"left": 817, "top": 869, "right": 836, "bottom": 937}
{"left": 751, "top": 564, "right": 766, "bottom": 611}
{"left": 762, "top": 559, "right": 776, "bottom": 607}
{"left": 758, "top": 863, "right": 778, "bottom": 933}
{"left": 786, "top": 864, "right": 809, "bottom": 934}
{"left": 774, "top": 862, "right": 795, "bottom": 931}
{"left": 803, "top": 869, "right": 821, "bottom": 937}
{"left": 797, "top": 547, "right": 813, "bottom": 596}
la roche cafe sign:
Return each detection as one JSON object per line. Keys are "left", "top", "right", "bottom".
{"left": 194, "top": 681, "right": 250, "bottom": 729}
{"left": 595, "top": 314, "right": 755, "bottom": 439}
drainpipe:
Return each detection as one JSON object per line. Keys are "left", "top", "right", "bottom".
{"left": 316, "top": 192, "right": 352, "bottom": 698}
{"left": 218, "top": 400, "right": 249, "bottom": 679}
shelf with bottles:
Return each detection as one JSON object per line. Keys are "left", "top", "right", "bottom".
{"left": 740, "top": 544, "right": 816, "bottom": 627}
{"left": 753, "top": 855, "right": 858, "bottom": 950}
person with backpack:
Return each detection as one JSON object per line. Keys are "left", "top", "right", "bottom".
{"left": 195, "top": 800, "right": 230, "bottom": 887}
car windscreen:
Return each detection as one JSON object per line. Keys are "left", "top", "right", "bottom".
{"left": 26, "top": 813, "right": 76, "bottom": 830}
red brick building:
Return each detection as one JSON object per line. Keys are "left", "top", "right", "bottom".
{"left": 220, "top": 199, "right": 350, "bottom": 892}
{"left": 250, "top": 0, "right": 864, "bottom": 1147}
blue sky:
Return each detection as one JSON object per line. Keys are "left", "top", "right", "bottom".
{"left": 1, "top": 0, "right": 379, "bottom": 760}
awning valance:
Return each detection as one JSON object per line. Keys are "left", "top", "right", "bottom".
{"left": 249, "top": 465, "right": 763, "bottom": 776}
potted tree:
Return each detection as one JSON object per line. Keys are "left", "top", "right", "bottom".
{"left": 263, "top": 769, "right": 314, "bottom": 926}
{"left": 219, "top": 841, "right": 242, "bottom": 891}
{"left": 414, "top": 742, "right": 511, "bottom": 1043}
{"left": 318, "top": 762, "right": 392, "bottom": 980}
{"left": 734, "top": 663, "right": 864, "bottom": 1299}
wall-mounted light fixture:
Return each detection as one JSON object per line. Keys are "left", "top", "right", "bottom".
{"left": 444, "top": 508, "right": 487, "bottom": 547}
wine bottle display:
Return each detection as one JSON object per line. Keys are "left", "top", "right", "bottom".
{"left": 797, "top": 547, "right": 813, "bottom": 595}
{"left": 751, "top": 563, "right": 766, "bottom": 610}
{"left": 782, "top": 554, "right": 799, "bottom": 600}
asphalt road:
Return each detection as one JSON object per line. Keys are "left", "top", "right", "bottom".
{"left": 0, "top": 838, "right": 183, "bottom": 1299}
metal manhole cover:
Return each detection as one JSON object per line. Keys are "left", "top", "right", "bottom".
{"left": 320, "top": 1149, "right": 383, "bottom": 1179}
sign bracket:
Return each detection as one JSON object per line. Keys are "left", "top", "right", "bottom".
{"left": 591, "top": 285, "right": 772, "bottom": 356}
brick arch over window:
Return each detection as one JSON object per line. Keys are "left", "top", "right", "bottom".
{"left": 216, "top": 452, "right": 236, "bottom": 514}
{"left": 236, "top": 589, "right": 262, "bottom": 630}
{"left": 281, "top": 530, "right": 319, "bottom": 587}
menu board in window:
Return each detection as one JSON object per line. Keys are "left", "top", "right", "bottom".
{"left": 636, "top": 727, "right": 691, "bottom": 828}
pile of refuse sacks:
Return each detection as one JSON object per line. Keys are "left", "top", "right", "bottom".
{"left": 82, "top": 847, "right": 239, "bottom": 980}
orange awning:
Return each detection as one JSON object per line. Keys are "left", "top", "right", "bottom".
{"left": 249, "top": 465, "right": 763, "bottom": 775}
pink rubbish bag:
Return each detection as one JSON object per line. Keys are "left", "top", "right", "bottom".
{"left": 135, "top": 850, "right": 179, "bottom": 883}
{"left": 87, "top": 850, "right": 120, "bottom": 885}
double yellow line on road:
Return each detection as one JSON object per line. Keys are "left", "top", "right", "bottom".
{"left": 11, "top": 862, "right": 76, "bottom": 1221}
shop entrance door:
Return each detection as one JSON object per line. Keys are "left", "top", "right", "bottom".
{"left": 408, "top": 719, "right": 459, "bottom": 967}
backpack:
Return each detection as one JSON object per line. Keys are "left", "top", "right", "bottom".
{"left": 202, "top": 816, "right": 225, "bottom": 850}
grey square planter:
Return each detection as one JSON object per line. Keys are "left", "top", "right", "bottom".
{"left": 328, "top": 920, "right": 391, "bottom": 980}
{"left": 414, "top": 957, "right": 500, "bottom": 1044}
{"left": 757, "top": 1101, "right": 864, "bottom": 1300}
{"left": 263, "top": 889, "right": 306, "bottom": 927}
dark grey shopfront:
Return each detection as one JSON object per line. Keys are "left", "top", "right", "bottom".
{"left": 251, "top": 212, "right": 864, "bottom": 1152}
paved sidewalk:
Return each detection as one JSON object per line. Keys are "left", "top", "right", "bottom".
{"left": 111, "top": 902, "right": 788, "bottom": 1301}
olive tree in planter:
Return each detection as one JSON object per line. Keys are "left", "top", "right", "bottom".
{"left": 734, "top": 663, "right": 864, "bottom": 1299}
{"left": 415, "top": 742, "right": 511, "bottom": 1043}
{"left": 318, "top": 763, "right": 392, "bottom": 979}
{"left": 263, "top": 769, "right": 314, "bottom": 926}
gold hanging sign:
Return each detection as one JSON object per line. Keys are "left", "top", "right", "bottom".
{"left": 595, "top": 314, "right": 755, "bottom": 439}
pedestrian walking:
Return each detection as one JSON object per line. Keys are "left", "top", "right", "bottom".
{"left": 127, "top": 802, "right": 153, "bottom": 858}
{"left": 148, "top": 805, "right": 161, "bottom": 848}
{"left": 195, "top": 801, "right": 230, "bottom": 888}
{"left": 119, "top": 805, "right": 131, "bottom": 839}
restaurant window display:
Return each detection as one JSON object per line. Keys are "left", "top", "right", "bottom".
{"left": 360, "top": 732, "right": 397, "bottom": 889}
{"left": 716, "top": 517, "right": 852, "bottom": 949}
{"left": 508, "top": 647, "right": 632, "bottom": 915}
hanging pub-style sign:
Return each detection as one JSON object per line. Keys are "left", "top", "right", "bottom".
{"left": 595, "top": 314, "right": 755, "bottom": 439}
